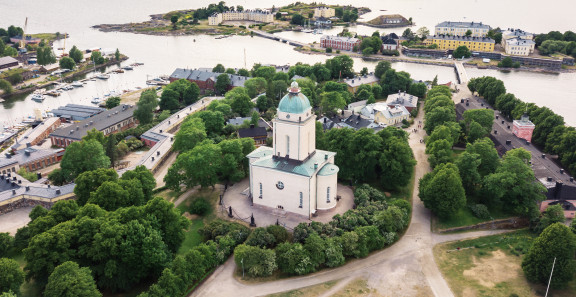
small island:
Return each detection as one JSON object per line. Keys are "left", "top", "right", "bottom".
{"left": 92, "top": 2, "right": 370, "bottom": 36}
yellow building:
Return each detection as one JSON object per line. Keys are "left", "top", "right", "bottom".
{"left": 424, "top": 35, "right": 495, "bottom": 52}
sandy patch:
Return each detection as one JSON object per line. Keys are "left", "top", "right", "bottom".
{"left": 462, "top": 250, "right": 519, "bottom": 288}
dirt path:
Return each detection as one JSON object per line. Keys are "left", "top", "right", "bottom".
{"left": 190, "top": 104, "right": 504, "bottom": 297}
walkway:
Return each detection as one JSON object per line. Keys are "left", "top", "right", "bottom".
{"left": 190, "top": 105, "right": 508, "bottom": 297}
{"left": 249, "top": 29, "right": 307, "bottom": 47}
{"left": 454, "top": 61, "right": 469, "bottom": 84}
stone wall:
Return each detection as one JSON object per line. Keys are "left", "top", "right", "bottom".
{"left": 438, "top": 217, "right": 529, "bottom": 233}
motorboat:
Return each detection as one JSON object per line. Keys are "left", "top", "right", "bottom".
{"left": 72, "top": 81, "right": 83, "bottom": 87}
{"left": 122, "top": 66, "right": 133, "bottom": 70}
{"left": 31, "top": 94, "right": 45, "bottom": 102}
{"left": 91, "top": 97, "right": 101, "bottom": 104}
{"left": 96, "top": 74, "right": 110, "bottom": 80}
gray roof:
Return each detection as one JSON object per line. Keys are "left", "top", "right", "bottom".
{"left": 506, "top": 38, "right": 535, "bottom": 46}
{"left": 436, "top": 21, "right": 491, "bottom": 30}
{"left": 0, "top": 56, "right": 18, "bottom": 67}
{"left": 502, "top": 29, "right": 533, "bottom": 38}
{"left": 169, "top": 68, "right": 248, "bottom": 87}
{"left": 140, "top": 131, "right": 168, "bottom": 143}
{"left": 51, "top": 104, "right": 104, "bottom": 120}
{"left": 320, "top": 35, "right": 360, "bottom": 43}
{"left": 0, "top": 173, "right": 23, "bottom": 192}
{"left": 378, "top": 105, "right": 410, "bottom": 119}
{"left": 343, "top": 74, "right": 380, "bottom": 88}
{"left": 0, "top": 182, "right": 75, "bottom": 204}
{"left": 50, "top": 104, "right": 135, "bottom": 141}
{"left": 0, "top": 148, "right": 61, "bottom": 168}
{"left": 12, "top": 117, "right": 61, "bottom": 151}
{"left": 386, "top": 92, "right": 418, "bottom": 108}
{"left": 427, "top": 35, "right": 495, "bottom": 43}
{"left": 227, "top": 117, "right": 251, "bottom": 126}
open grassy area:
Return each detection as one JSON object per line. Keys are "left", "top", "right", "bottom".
{"left": 176, "top": 218, "right": 204, "bottom": 256}
{"left": 433, "top": 206, "right": 513, "bottom": 231}
{"left": 434, "top": 230, "right": 576, "bottom": 297}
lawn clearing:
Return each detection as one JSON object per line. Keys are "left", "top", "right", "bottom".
{"left": 176, "top": 218, "right": 204, "bottom": 256}
{"left": 433, "top": 206, "right": 513, "bottom": 231}
{"left": 433, "top": 230, "right": 576, "bottom": 297}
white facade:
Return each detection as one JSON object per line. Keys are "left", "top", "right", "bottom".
{"left": 504, "top": 38, "right": 535, "bottom": 56}
{"left": 247, "top": 82, "right": 339, "bottom": 218}
{"left": 208, "top": 10, "right": 273, "bottom": 26}
{"left": 314, "top": 7, "right": 335, "bottom": 18}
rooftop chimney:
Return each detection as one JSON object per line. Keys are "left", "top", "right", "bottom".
{"left": 56, "top": 189, "right": 61, "bottom": 194}
{"left": 314, "top": 163, "right": 318, "bottom": 169}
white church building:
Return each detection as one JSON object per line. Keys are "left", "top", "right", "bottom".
{"left": 247, "top": 82, "right": 340, "bottom": 218}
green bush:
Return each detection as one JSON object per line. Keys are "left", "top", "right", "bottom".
{"left": 468, "top": 204, "right": 491, "bottom": 219}
{"left": 190, "top": 198, "right": 211, "bottom": 215}
{"left": 326, "top": 47, "right": 332, "bottom": 53}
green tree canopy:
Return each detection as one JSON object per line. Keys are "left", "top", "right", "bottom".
{"left": 215, "top": 73, "right": 231, "bottom": 95}
{"left": 69, "top": 45, "right": 83, "bottom": 63}
{"left": 419, "top": 163, "right": 466, "bottom": 218}
{"left": 59, "top": 140, "right": 110, "bottom": 182}
{"left": 44, "top": 261, "right": 101, "bottom": 297}
{"left": 0, "top": 258, "right": 25, "bottom": 296}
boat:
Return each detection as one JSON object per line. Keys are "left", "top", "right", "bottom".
{"left": 113, "top": 69, "right": 124, "bottom": 73}
{"left": 96, "top": 74, "right": 110, "bottom": 80}
{"left": 91, "top": 97, "right": 101, "bottom": 104}
{"left": 33, "top": 88, "right": 46, "bottom": 95}
{"left": 122, "top": 66, "right": 133, "bottom": 70}
{"left": 72, "top": 81, "right": 83, "bottom": 87}
{"left": 31, "top": 94, "right": 45, "bottom": 102}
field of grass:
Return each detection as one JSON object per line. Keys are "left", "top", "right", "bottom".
{"left": 434, "top": 230, "right": 576, "bottom": 297}
{"left": 433, "top": 206, "right": 513, "bottom": 231}
{"left": 176, "top": 218, "right": 204, "bottom": 256}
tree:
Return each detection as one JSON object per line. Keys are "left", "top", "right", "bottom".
{"left": 215, "top": 73, "right": 231, "bottom": 95}
{"left": 233, "top": 244, "right": 277, "bottom": 277}
{"left": 325, "top": 55, "right": 354, "bottom": 79}
{"left": 44, "top": 261, "right": 101, "bottom": 297}
{"left": 74, "top": 168, "right": 119, "bottom": 205}
{"left": 121, "top": 165, "right": 156, "bottom": 201}
{"left": 194, "top": 110, "right": 225, "bottom": 136}
{"left": 498, "top": 57, "right": 513, "bottom": 68}
{"left": 419, "top": 163, "right": 466, "bottom": 218}
{"left": 427, "top": 139, "right": 453, "bottom": 168}
{"left": 159, "top": 88, "right": 180, "bottom": 111}
{"left": 90, "top": 51, "right": 104, "bottom": 64}
{"left": 465, "top": 138, "right": 499, "bottom": 176}
{"left": 212, "top": 64, "right": 225, "bottom": 73}
{"left": 320, "top": 91, "right": 346, "bottom": 117}
{"left": 244, "top": 77, "right": 267, "bottom": 98}
{"left": 424, "top": 106, "right": 456, "bottom": 135}
{"left": 59, "top": 140, "right": 110, "bottom": 182}
{"left": 455, "top": 152, "right": 481, "bottom": 195}
{"left": 171, "top": 15, "right": 179, "bottom": 29}
{"left": 173, "top": 117, "right": 206, "bottom": 152}
{"left": 37, "top": 47, "right": 57, "bottom": 65}
{"left": 115, "top": 48, "right": 120, "bottom": 61}
{"left": 453, "top": 46, "right": 471, "bottom": 58}
{"left": 59, "top": 56, "right": 76, "bottom": 70}
{"left": 105, "top": 96, "right": 121, "bottom": 109}
{"left": 227, "top": 88, "right": 253, "bottom": 116}
{"left": 0, "top": 232, "right": 13, "bottom": 256}
{"left": 0, "top": 258, "right": 24, "bottom": 296}
{"left": 245, "top": 228, "right": 275, "bottom": 248}
{"left": 417, "top": 27, "right": 430, "bottom": 40}
{"left": 164, "top": 142, "right": 222, "bottom": 189}
{"left": 431, "top": 75, "right": 438, "bottom": 86}
{"left": 379, "top": 132, "right": 416, "bottom": 188}
{"left": 408, "top": 82, "right": 427, "bottom": 98}
{"left": 0, "top": 79, "right": 13, "bottom": 95}
{"left": 291, "top": 13, "right": 304, "bottom": 25}
{"left": 275, "top": 242, "right": 314, "bottom": 275}
{"left": 535, "top": 204, "right": 565, "bottom": 234}
{"left": 402, "top": 28, "right": 415, "bottom": 41}
{"left": 522, "top": 223, "right": 576, "bottom": 288}
{"left": 69, "top": 45, "right": 83, "bottom": 63}
{"left": 465, "top": 30, "right": 472, "bottom": 37}
{"left": 133, "top": 90, "right": 158, "bottom": 125}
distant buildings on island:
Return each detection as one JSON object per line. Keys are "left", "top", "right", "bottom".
{"left": 423, "top": 35, "right": 495, "bottom": 51}
{"left": 320, "top": 35, "right": 361, "bottom": 51}
{"left": 169, "top": 68, "right": 248, "bottom": 93}
{"left": 313, "top": 7, "right": 335, "bottom": 19}
{"left": 208, "top": 10, "right": 273, "bottom": 25}
{"left": 434, "top": 21, "right": 491, "bottom": 37}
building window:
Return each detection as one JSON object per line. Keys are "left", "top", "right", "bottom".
{"left": 299, "top": 192, "right": 303, "bottom": 208}
{"left": 286, "top": 135, "right": 290, "bottom": 156}
{"left": 276, "top": 181, "right": 284, "bottom": 190}
{"left": 259, "top": 183, "right": 263, "bottom": 198}
{"left": 327, "top": 187, "right": 331, "bottom": 203}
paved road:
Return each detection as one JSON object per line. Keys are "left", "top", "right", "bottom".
{"left": 0, "top": 207, "right": 32, "bottom": 235}
{"left": 190, "top": 105, "right": 509, "bottom": 297}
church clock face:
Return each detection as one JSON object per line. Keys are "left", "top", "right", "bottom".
{"left": 276, "top": 181, "right": 285, "bottom": 190}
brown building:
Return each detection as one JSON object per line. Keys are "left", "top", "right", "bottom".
{"left": 49, "top": 104, "right": 136, "bottom": 148}
{"left": 12, "top": 117, "right": 62, "bottom": 151}
{"left": 0, "top": 147, "right": 64, "bottom": 173}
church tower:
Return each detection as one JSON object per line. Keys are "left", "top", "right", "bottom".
{"left": 273, "top": 81, "right": 316, "bottom": 161}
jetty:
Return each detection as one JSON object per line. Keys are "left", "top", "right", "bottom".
{"left": 249, "top": 29, "right": 307, "bottom": 47}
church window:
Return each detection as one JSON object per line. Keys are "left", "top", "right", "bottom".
{"left": 276, "top": 181, "right": 284, "bottom": 190}
{"left": 299, "top": 192, "right": 303, "bottom": 208}
{"left": 259, "top": 183, "right": 263, "bottom": 198}
{"left": 327, "top": 187, "right": 331, "bottom": 203}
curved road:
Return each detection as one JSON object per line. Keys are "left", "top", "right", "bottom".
{"left": 190, "top": 105, "right": 507, "bottom": 297}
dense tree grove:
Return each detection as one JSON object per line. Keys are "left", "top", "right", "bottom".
{"left": 534, "top": 30, "right": 576, "bottom": 58}
{"left": 232, "top": 184, "right": 410, "bottom": 277}
{"left": 469, "top": 76, "right": 576, "bottom": 174}
{"left": 44, "top": 261, "right": 101, "bottom": 297}
{"left": 317, "top": 126, "right": 415, "bottom": 189}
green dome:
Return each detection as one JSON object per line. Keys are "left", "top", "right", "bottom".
{"left": 278, "top": 81, "right": 311, "bottom": 114}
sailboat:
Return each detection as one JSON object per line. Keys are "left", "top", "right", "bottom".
{"left": 302, "top": 20, "right": 313, "bottom": 33}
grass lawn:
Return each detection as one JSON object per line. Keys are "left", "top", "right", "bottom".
{"left": 176, "top": 218, "right": 204, "bottom": 256}
{"left": 433, "top": 206, "right": 513, "bottom": 231}
{"left": 155, "top": 189, "right": 181, "bottom": 203}
{"left": 434, "top": 230, "right": 576, "bottom": 297}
